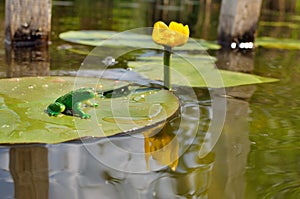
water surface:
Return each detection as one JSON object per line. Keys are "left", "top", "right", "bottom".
{"left": 0, "top": 0, "right": 300, "bottom": 198}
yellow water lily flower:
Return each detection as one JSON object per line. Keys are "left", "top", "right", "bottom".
{"left": 152, "top": 21, "right": 190, "bottom": 47}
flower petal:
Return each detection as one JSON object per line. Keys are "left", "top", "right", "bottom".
{"left": 183, "top": 25, "right": 190, "bottom": 37}
{"left": 169, "top": 21, "right": 183, "bottom": 32}
{"left": 154, "top": 21, "right": 169, "bottom": 29}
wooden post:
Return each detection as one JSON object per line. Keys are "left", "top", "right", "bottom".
{"left": 4, "top": 0, "right": 51, "bottom": 77}
{"left": 5, "top": 0, "right": 52, "bottom": 46}
{"left": 217, "top": 0, "right": 263, "bottom": 48}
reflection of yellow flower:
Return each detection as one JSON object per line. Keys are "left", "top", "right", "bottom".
{"left": 144, "top": 124, "right": 179, "bottom": 171}
{"left": 152, "top": 21, "right": 190, "bottom": 47}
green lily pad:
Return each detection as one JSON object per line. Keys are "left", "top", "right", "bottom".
{"left": 128, "top": 55, "right": 279, "bottom": 88}
{"left": 59, "top": 30, "right": 221, "bottom": 50}
{"left": 0, "top": 76, "right": 179, "bottom": 144}
{"left": 256, "top": 37, "right": 300, "bottom": 50}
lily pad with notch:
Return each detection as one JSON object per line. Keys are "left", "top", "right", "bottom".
{"left": 128, "top": 54, "right": 279, "bottom": 88}
{"left": 0, "top": 76, "right": 179, "bottom": 144}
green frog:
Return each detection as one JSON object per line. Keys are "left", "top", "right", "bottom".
{"left": 47, "top": 88, "right": 98, "bottom": 119}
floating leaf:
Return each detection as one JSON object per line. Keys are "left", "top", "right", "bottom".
{"left": 59, "top": 30, "right": 221, "bottom": 50}
{"left": 0, "top": 77, "right": 179, "bottom": 144}
{"left": 256, "top": 37, "right": 300, "bottom": 50}
{"left": 128, "top": 55, "right": 279, "bottom": 88}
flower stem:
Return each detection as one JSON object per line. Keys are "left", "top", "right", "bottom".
{"left": 163, "top": 46, "right": 172, "bottom": 90}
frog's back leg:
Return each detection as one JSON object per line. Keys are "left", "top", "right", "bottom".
{"left": 73, "top": 102, "right": 91, "bottom": 119}
{"left": 47, "top": 102, "right": 66, "bottom": 116}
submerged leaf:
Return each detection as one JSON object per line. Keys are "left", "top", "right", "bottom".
{"left": 0, "top": 77, "right": 179, "bottom": 144}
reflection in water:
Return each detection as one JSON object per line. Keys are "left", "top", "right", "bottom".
{"left": 209, "top": 98, "right": 251, "bottom": 199}
{"left": 216, "top": 49, "right": 254, "bottom": 72}
{"left": 0, "top": 147, "right": 13, "bottom": 198}
{"left": 149, "top": 153, "right": 215, "bottom": 198}
{"left": 9, "top": 146, "right": 49, "bottom": 199}
{"left": 216, "top": 49, "right": 257, "bottom": 100}
{"left": 207, "top": 49, "right": 252, "bottom": 198}
{"left": 5, "top": 45, "right": 50, "bottom": 78}
{"left": 46, "top": 139, "right": 214, "bottom": 199}
{"left": 144, "top": 123, "right": 179, "bottom": 171}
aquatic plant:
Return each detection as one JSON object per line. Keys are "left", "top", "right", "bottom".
{"left": 152, "top": 21, "right": 190, "bottom": 89}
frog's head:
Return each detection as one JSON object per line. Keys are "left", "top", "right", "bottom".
{"left": 73, "top": 88, "right": 97, "bottom": 101}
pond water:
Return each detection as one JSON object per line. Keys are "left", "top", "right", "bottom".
{"left": 1, "top": 0, "right": 300, "bottom": 198}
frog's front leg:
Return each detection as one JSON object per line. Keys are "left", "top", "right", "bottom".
{"left": 85, "top": 100, "right": 98, "bottom": 107}
{"left": 73, "top": 102, "right": 91, "bottom": 119}
{"left": 47, "top": 102, "right": 66, "bottom": 116}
